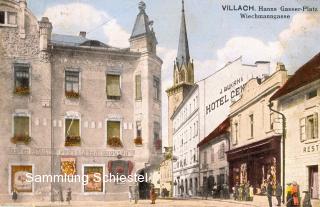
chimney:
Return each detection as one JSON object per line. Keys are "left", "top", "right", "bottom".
{"left": 38, "top": 17, "right": 52, "bottom": 51}
{"left": 79, "top": 31, "right": 86, "bottom": 38}
{"left": 276, "top": 62, "right": 286, "bottom": 71}
{"left": 19, "top": 0, "right": 27, "bottom": 38}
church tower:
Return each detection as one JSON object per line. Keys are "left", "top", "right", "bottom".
{"left": 166, "top": 0, "right": 195, "bottom": 147}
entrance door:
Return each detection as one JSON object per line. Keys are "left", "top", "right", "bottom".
{"left": 309, "top": 166, "right": 319, "bottom": 199}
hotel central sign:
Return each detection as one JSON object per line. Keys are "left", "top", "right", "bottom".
{"left": 199, "top": 58, "right": 270, "bottom": 136}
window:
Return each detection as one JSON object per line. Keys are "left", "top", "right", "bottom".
{"left": 136, "top": 121, "right": 142, "bottom": 137}
{"left": 249, "top": 114, "right": 254, "bottom": 138}
{"left": 0, "top": 11, "right": 17, "bottom": 25}
{"left": 154, "top": 122, "right": 161, "bottom": 150}
{"left": 153, "top": 76, "right": 160, "bottom": 101}
{"left": 8, "top": 12, "right": 17, "bottom": 25}
{"left": 13, "top": 116, "right": 30, "bottom": 143}
{"left": 0, "top": 11, "right": 5, "bottom": 24}
{"left": 107, "top": 120, "right": 122, "bottom": 147}
{"left": 211, "top": 147, "right": 214, "bottom": 163}
{"left": 14, "top": 64, "right": 30, "bottom": 95}
{"left": 135, "top": 75, "right": 142, "bottom": 100}
{"left": 307, "top": 90, "right": 317, "bottom": 100}
{"left": 218, "top": 143, "right": 225, "bottom": 159}
{"left": 300, "top": 113, "right": 318, "bottom": 141}
{"left": 203, "top": 151, "right": 207, "bottom": 165}
{"left": 106, "top": 74, "right": 121, "bottom": 100}
{"left": 107, "top": 121, "right": 120, "bottom": 139}
{"left": 65, "top": 70, "right": 79, "bottom": 97}
{"left": 65, "top": 118, "right": 80, "bottom": 146}
{"left": 270, "top": 113, "right": 274, "bottom": 130}
{"left": 232, "top": 122, "right": 239, "bottom": 145}
{"left": 306, "top": 114, "right": 318, "bottom": 140}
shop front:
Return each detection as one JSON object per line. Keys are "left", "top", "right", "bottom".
{"left": 227, "top": 136, "right": 281, "bottom": 194}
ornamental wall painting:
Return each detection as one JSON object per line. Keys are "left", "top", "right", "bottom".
{"left": 107, "top": 160, "right": 134, "bottom": 176}
{"left": 83, "top": 166, "right": 103, "bottom": 193}
{"left": 60, "top": 157, "right": 76, "bottom": 175}
{"left": 11, "top": 165, "right": 32, "bottom": 193}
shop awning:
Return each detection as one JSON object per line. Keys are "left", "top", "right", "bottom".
{"left": 226, "top": 136, "right": 281, "bottom": 161}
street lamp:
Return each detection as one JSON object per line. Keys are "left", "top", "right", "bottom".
{"left": 268, "top": 101, "right": 286, "bottom": 204}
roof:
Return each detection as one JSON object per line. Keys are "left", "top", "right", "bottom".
{"left": 176, "top": 0, "right": 190, "bottom": 67}
{"left": 51, "top": 34, "right": 88, "bottom": 47}
{"left": 270, "top": 52, "right": 320, "bottom": 100}
{"left": 130, "top": 2, "right": 152, "bottom": 38}
{"left": 197, "top": 118, "right": 230, "bottom": 148}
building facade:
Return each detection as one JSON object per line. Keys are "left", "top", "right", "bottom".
{"left": 270, "top": 53, "right": 320, "bottom": 204}
{"left": 227, "top": 64, "right": 288, "bottom": 194}
{"left": 197, "top": 118, "right": 230, "bottom": 194}
{"left": 172, "top": 86, "right": 199, "bottom": 197}
{"left": 0, "top": 0, "right": 162, "bottom": 202}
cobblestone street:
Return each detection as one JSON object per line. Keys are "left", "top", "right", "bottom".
{"left": 3, "top": 196, "right": 319, "bottom": 207}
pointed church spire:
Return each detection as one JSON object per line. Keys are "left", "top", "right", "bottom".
{"left": 176, "top": 0, "right": 190, "bottom": 66}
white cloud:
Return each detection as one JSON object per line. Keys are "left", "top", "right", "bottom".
{"left": 43, "top": 3, "right": 130, "bottom": 48}
{"left": 103, "top": 19, "right": 130, "bottom": 48}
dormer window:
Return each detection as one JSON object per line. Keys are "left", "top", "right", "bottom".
{"left": 0, "top": 11, "right": 17, "bottom": 26}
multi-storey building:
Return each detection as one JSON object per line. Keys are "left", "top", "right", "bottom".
{"left": 197, "top": 118, "right": 230, "bottom": 193}
{"left": 0, "top": 0, "right": 162, "bottom": 202}
{"left": 172, "top": 85, "right": 199, "bottom": 197}
{"left": 227, "top": 63, "right": 288, "bottom": 194}
{"left": 270, "top": 53, "right": 320, "bottom": 205}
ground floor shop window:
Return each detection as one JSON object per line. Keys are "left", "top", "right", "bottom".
{"left": 107, "top": 160, "right": 134, "bottom": 178}
{"left": 11, "top": 165, "right": 33, "bottom": 193}
{"left": 83, "top": 165, "right": 104, "bottom": 193}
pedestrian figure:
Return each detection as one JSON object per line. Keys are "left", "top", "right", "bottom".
{"left": 134, "top": 183, "right": 139, "bottom": 204}
{"left": 244, "top": 182, "right": 250, "bottom": 201}
{"left": 286, "top": 183, "right": 293, "bottom": 207}
{"left": 66, "top": 188, "right": 72, "bottom": 204}
{"left": 267, "top": 181, "right": 273, "bottom": 207}
{"left": 291, "top": 182, "right": 300, "bottom": 206}
{"left": 234, "top": 183, "right": 239, "bottom": 200}
{"left": 59, "top": 185, "right": 64, "bottom": 202}
{"left": 128, "top": 186, "right": 132, "bottom": 202}
{"left": 238, "top": 184, "right": 243, "bottom": 201}
{"left": 12, "top": 188, "right": 18, "bottom": 202}
{"left": 302, "top": 191, "right": 312, "bottom": 207}
{"left": 276, "top": 183, "right": 282, "bottom": 206}
{"left": 180, "top": 184, "right": 184, "bottom": 198}
{"left": 150, "top": 187, "right": 157, "bottom": 204}
{"left": 249, "top": 185, "right": 254, "bottom": 201}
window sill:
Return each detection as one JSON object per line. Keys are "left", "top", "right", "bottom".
{"left": 106, "top": 98, "right": 121, "bottom": 102}
{"left": 0, "top": 24, "right": 17, "bottom": 28}
{"left": 302, "top": 138, "right": 319, "bottom": 144}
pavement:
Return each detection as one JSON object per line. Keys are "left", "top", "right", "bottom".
{"left": 0, "top": 196, "right": 319, "bottom": 207}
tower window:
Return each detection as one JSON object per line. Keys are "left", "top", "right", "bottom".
{"left": 153, "top": 76, "right": 160, "bottom": 101}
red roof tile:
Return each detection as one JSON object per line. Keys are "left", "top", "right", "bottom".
{"left": 197, "top": 118, "right": 230, "bottom": 148}
{"left": 270, "top": 53, "right": 320, "bottom": 100}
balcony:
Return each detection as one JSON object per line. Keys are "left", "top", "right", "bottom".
{"left": 14, "top": 86, "right": 30, "bottom": 95}
{"left": 134, "top": 136, "right": 143, "bottom": 146}
{"left": 65, "top": 91, "right": 80, "bottom": 98}
{"left": 107, "top": 137, "right": 123, "bottom": 148}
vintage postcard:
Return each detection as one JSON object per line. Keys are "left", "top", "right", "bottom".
{"left": 0, "top": 0, "right": 319, "bottom": 206}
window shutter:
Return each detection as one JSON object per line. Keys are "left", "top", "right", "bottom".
{"left": 135, "top": 75, "right": 142, "bottom": 100}
{"left": 107, "top": 75, "right": 120, "bottom": 97}
{"left": 300, "top": 118, "right": 306, "bottom": 142}
{"left": 313, "top": 112, "right": 318, "bottom": 139}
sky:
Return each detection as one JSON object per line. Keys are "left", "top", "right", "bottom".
{"left": 27, "top": 0, "right": 320, "bottom": 146}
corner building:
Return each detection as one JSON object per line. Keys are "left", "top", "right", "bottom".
{"left": 0, "top": 0, "right": 162, "bottom": 202}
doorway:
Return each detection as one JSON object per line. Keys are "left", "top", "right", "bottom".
{"left": 309, "top": 165, "right": 319, "bottom": 199}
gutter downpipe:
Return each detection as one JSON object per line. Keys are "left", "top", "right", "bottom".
{"left": 268, "top": 101, "right": 286, "bottom": 204}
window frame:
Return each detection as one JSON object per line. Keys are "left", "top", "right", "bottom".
{"left": 9, "top": 163, "right": 35, "bottom": 194}
{"left": 65, "top": 69, "right": 80, "bottom": 96}
{"left": 153, "top": 76, "right": 161, "bottom": 102}
{"left": 249, "top": 114, "right": 254, "bottom": 139}
{"left": 12, "top": 112, "right": 31, "bottom": 141}
{"left": 135, "top": 74, "right": 142, "bottom": 101}
{"left": 0, "top": 10, "right": 17, "bottom": 27}
{"left": 106, "top": 74, "right": 121, "bottom": 100}
{"left": 105, "top": 118, "right": 122, "bottom": 146}
{"left": 14, "top": 63, "right": 31, "bottom": 94}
